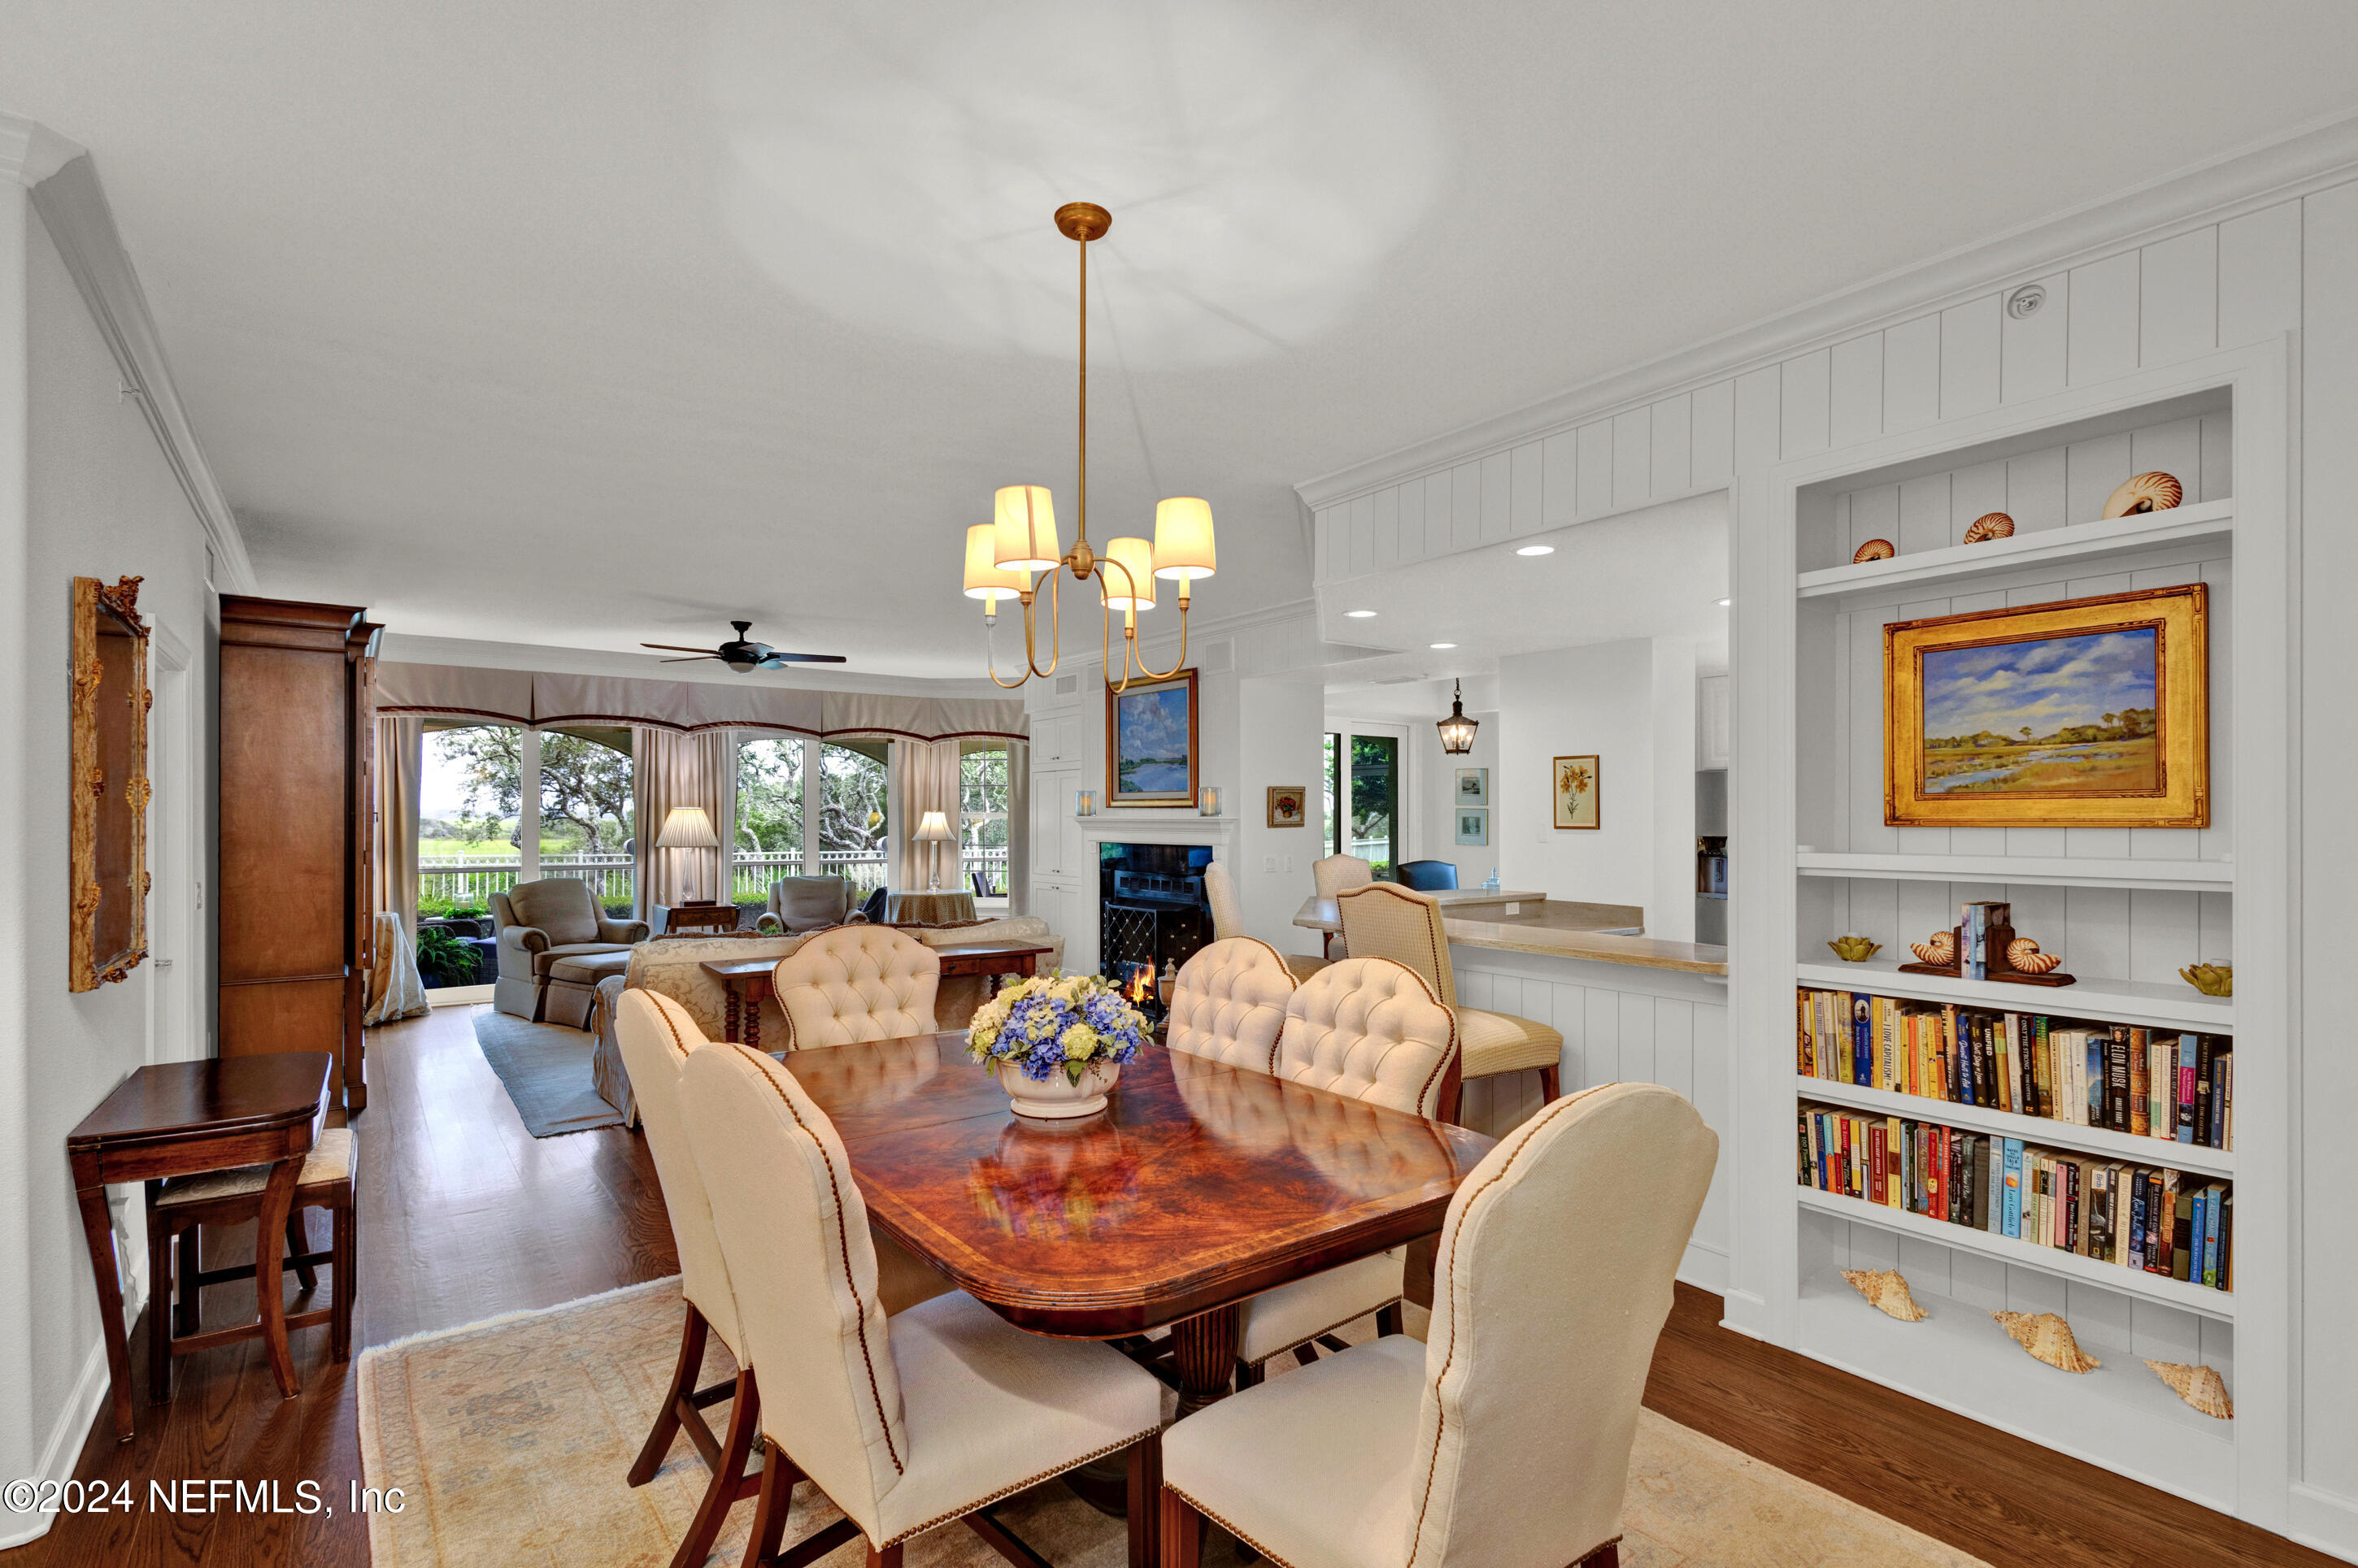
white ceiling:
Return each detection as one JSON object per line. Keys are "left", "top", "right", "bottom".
{"left": 5, "top": 2, "right": 2355, "bottom": 678}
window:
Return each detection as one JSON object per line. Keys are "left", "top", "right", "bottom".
{"left": 538, "top": 727, "right": 635, "bottom": 915}
{"left": 1325, "top": 732, "right": 1342, "bottom": 858}
{"left": 419, "top": 721, "right": 524, "bottom": 919}
{"left": 1324, "top": 723, "right": 1404, "bottom": 880}
{"left": 960, "top": 741, "right": 1010, "bottom": 897}
{"left": 820, "top": 739, "right": 890, "bottom": 895}
{"left": 733, "top": 736, "right": 804, "bottom": 902}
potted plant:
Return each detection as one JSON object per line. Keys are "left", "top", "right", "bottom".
{"left": 415, "top": 925, "right": 481, "bottom": 989}
{"left": 966, "top": 973, "right": 1148, "bottom": 1119}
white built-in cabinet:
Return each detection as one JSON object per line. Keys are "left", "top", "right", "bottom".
{"left": 1026, "top": 681, "right": 1089, "bottom": 944}
{"left": 1697, "top": 674, "right": 1730, "bottom": 769}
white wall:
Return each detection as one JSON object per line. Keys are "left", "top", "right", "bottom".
{"left": 1236, "top": 675, "right": 1325, "bottom": 956}
{"left": 0, "top": 189, "right": 217, "bottom": 1540}
{"left": 1323, "top": 675, "right": 1501, "bottom": 892}
{"left": 1495, "top": 637, "right": 1697, "bottom": 936}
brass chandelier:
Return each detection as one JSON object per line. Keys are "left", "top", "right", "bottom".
{"left": 960, "top": 202, "right": 1216, "bottom": 692}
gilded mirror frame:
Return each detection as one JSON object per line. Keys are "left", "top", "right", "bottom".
{"left": 71, "top": 575, "right": 150, "bottom": 992}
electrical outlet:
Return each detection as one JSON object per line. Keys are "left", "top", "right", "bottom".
{"left": 1264, "top": 855, "right": 1277, "bottom": 873}
{"left": 1285, "top": 855, "right": 1294, "bottom": 873}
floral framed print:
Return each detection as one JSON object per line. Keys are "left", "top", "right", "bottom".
{"left": 1454, "top": 767, "right": 1489, "bottom": 806}
{"left": 1454, "top": 808, "right": 1488, "bottom": 846}
{"left": 1105, "top": 668, "right": 1199, "bottom": 807}
{"left": 1552, "top": 755, "right": 1599, "bottom": 830}
{"left": 1884, "top": 584, "right": 2208, "bottom": 829}
{"left": 1266, "top": 784, "right": 1307, "bottom": 827}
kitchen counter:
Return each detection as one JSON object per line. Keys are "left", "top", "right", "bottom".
{"left": 1292, "top": 893, "right": 1729, "bottom": 978}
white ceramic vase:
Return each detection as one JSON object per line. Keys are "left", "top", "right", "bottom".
{"left": 994, "top": 1058, "right": 1122, "bottom": 1120}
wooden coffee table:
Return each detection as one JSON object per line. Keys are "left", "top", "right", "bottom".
{"left": 67, "top": 1053, "right": 332, "bottom": 1439}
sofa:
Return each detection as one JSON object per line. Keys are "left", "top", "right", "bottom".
{"left": 491, "top": 878, "right": 650, "bottom": 1027}
{"left": 589, "top": 915, "right": 1064, "bottom": 1124}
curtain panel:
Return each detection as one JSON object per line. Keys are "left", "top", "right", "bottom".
{"left": 889, "top": 738, "right": 964, "bottom": 892}
{"left": 372, "top": 715, "right": 423, "bottom": 936}
{"left": 634, "top": 727, "right": 733, "bottom": 911}
{"left": 1004, "top": 738, "right": 1029, "bottom": 914}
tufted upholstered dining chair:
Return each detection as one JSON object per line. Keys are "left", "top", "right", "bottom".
{"left": 1310, "top": 853, "right": 1373, "bottom": 958}
{"left": 1230, "top": 958, "right": 1459, "bottom": 1389}
{"left": 772, "top": 924, "right": 942, "bottom": 1049}
{"left": 1337, "top": 881, "right": 1565, "bottom": 1114}
{"left": 1202, "top": 860, "right": 1245, "bottom": 940}
{"left": 679, "top": 1040, "right": 1166, "bottom": 1568}
{"left": 1161, "top": 1082, "right": 1719, "bottom": 1568}
{"left": 1164, "top": 936, "right": 1296, "bottom": 1070}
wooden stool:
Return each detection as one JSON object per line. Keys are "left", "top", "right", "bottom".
{"left": 147, "top": 1127, "right": 357, "bottom": 1397}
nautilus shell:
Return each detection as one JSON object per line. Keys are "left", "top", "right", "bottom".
{"left": 1852, "top": 538, "right": 1895, "bottom": 562}
{"left": 1994, "top": 1310, "right": 2099, "bottom": 1374}
{"left": 1843, "top": 1268, "right": 1929, "bottom": 1322}
{"left": 1964, "top": 511, "right": 2016, "bottom": 543}
{"left": 2102, "top": 471, "right": 2184, "bottom": 519}
{"left": 2147, "top": 1360, "right": 2233, "bottom": 1419}
{"left": 2004, "top": 937, "right": 2061, "bottom": 974}
{"left": 1910, "top": 932, "right": 1956, "bottom": 966}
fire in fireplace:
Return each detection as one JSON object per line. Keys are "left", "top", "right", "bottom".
{"left": 1099, "top": 842, "right": 1213, "bottom": 1024}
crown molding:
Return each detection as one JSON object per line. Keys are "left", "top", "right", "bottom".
{"left": 1298, "top": 106, "right": 2358, "bottom": 509}
{"left": 376, "top": 632, "right": 1019, "bottom": 700}
{"left": 0, "top": 111, "right": 81, "bottom": 188}
{"left": 15, "top": 134, "right": 259, "bottom": 593}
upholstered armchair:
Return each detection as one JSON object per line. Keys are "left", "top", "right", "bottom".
{"left": 491, "top": 878, "right": 648, "bottom": 1025}
{"left": 766, "top": 875, "right": 854, "bottom": 933}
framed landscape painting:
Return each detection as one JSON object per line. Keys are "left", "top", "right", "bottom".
{"left": 1884, "top": 584, "right": 2208, "bottom": 828}
{"left": 1455, "top": 767, "right": 1489, "bottom": 806}
{"left": 1552, "top": 755, "right": 1599, "bottom": 829}
{"left": 1106, "top": 668, "right": 1199, "bottom": 807}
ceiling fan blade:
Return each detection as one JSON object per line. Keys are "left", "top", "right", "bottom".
{"left": 760, "top": 652, "right": 849, "bottom": 665}
{"left": 659, "top": 654, "right": 720, "bottom": 663}
{"left": 642, "top": 643, "right": 722, "bottom": 654}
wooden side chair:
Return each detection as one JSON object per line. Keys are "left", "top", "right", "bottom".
{"left": 1231, "top": 958, "right": 1459, "bottom": 1389}
{"left": 1161, "top": 1083, "right": 1720, "bottom": 1568}
{"left": 147, "top": 1127, "right": 357, "bottom": 1397}
{"left": 678, "top": 1040, "right": 1166, "bottom": 1568}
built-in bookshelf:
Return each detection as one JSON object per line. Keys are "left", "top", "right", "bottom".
{"left": 1734, "top": 341, "right": 2289, "bottom": 1527}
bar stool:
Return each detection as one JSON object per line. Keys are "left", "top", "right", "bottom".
{"left": 147, "top": 1127, "right": 357, "bottom": 1396}
{"left": 1335, "top": 882, "right": 1564, "bottom": 1118}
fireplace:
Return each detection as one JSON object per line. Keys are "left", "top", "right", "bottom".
{"left": 1099, "top": 841, "right": 1214, "bottom": 1023}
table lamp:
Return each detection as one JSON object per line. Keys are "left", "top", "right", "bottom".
{"left": 912, "top": 810, "right": 957, "bottom": 891}
{"left": 655, "top": 806, "right": 721, "bottom": 905}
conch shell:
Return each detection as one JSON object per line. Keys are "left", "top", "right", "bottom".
{"left": 2103, "top": 471, "right": 2184, "bottom": 518}
{"left": 2146, "top": 1360, "right": 2233, "bottom": 1419}
{"left": 1910, "top": 932, "right": 1956, "bottom": 966}
{"left": 2004, "top": 937, "right": 2061, "bottom": 975}
{"left": 1852, "top": 538, "right": 1895, "bottom": 562}
{"left": 1994, "top": 1311, "right": 2099, "bottom": 1373}
{"left": 1843, "top": 1268, "right": 1928, "bottom": 1322}
{"left": 1964, "top": 512, "right": 2016, "bottom": 543}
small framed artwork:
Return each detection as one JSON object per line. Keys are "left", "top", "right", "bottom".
{"left": 1454, "top": 767, "right": 1489, "bottom": 806}
{"left": 1552, "top": 755, "right": 1599, "bottom": 830}
{"left": 1105, "top": 667, "right": 1199, "bottom": 807}
{"left": 1884, "top": 584, "right": 2208, "bottom": 828}
{"left": 1454, "top": 808, "right": 1488, "bottom": 846}
{"left": 1266, "top": 785, "right": 1307, "bottom": 828}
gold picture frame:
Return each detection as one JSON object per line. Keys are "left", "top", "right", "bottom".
{"left": 1884, "top": 584, "right": 2208, "bottom": 829}
{"left": 1552, "top": 755, "right": 1599, "bottom": 829}
{"left": 1266, "top": 785, "right": 1307, "bottom": 828}
{"left": 1105, "top": 667, "right": 1199, "bottom": 807}
{"left": 71, "top": 575, "right": 151, "bottom": 992}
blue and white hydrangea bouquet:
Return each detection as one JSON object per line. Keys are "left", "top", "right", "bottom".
{"left": 966, "top": 972, "right": 1149, "bottom": 1087}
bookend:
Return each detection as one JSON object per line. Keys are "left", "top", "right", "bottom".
{"left": 1895, "top": 923, "right": 2077, "bottom": 988}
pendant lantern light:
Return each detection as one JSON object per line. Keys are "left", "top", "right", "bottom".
{"left": 1436, "top": 679, "right": 1479, "bottom": 755}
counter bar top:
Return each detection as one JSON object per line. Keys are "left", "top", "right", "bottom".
{"left": 1292, "top": 894, "right": 1729, "bottom": 978}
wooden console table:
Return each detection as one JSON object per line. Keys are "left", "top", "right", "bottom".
{"left": 664, "top": 902, "right": 742, "bottom": 935}
{"left": 703, "top": 942, "right": 1055, "bottom": 1049}
{"left": 67, "top": 1053, "right": 332, "bottom": 1439}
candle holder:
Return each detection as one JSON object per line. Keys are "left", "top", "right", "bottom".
{"left": 1199, "top": 786, "right": 1220, "bottom": 817}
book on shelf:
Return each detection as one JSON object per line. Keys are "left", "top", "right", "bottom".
{"left": 1798, "top": 1101, "right": 2233, "bottom": 1292}
{"left": 1797, "top": 987, "right": 2232, "bottom": 1150}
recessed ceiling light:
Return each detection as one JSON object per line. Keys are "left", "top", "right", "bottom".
{"left": 1344, "top": 609, "right": 1377, "bottom": 618}
{"left": 1515, "top": 544, "right": 1555, "bottom": 557}
{"left": 1716, "top": 597, "right": 1732, "bottom": 606}
{"left": 1429, "top": 642, "right": 1457, "bottom": 649}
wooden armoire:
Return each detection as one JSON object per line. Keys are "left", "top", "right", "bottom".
{"left": 216, "top": 597, "right": 381, "bottom": 1110}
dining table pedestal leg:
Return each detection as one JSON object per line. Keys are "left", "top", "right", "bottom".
{"left": 1169, "top": 1305, "right": 1241, "bottom": 1416}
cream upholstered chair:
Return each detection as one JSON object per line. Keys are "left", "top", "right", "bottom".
{"left": 1160, "top": 1082, "right": 1720, "bottom": 1568}
{"left": 772, "top": 924, "right": 942, "bottom": 1049}
{"left": 1232, "top": 958, "right": 1459, "bottom": 1388}
{"left": 1338, "top": 881, "right": 1565, "bottom": 1114}
{"left": 1310, "top": 853, "right": 1373, "bottom": 958}
{"left": 678, "top": 1040, "right": 1165, "bottom": 1568}
{"left": 1165, "top": 936, "right": 1297, "bottom": 1070}
{"left": 1203, "top": 859, "right": 1245, "bottom": 939}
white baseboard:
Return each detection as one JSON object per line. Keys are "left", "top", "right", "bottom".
{"left": 1, "top": 1336, "right": 116, "bottom": 1548}
{"left": 1676, "top": 1240, "right": 1729, "bottom": 1295}
{"left": 2290, "top": 1483, "right": 2358, "bottom": 1565}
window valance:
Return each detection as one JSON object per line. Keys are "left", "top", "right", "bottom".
{"left": 374, "top": 662, "right": 1026, "bottom": 741}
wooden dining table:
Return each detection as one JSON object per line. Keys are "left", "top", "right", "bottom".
{"left": 778, "top": 1033, "right": 1496, "bottom": 1418}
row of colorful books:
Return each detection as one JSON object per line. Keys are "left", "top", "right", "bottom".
{"left": 1798, "top": 1102, "right": 2231, "bottom": 1291}
{"left": 1797, "top": 988, "right": 2232, "bottom": 1149}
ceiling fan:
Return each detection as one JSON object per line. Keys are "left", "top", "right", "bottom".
{"left": 642, "top": 620, "right": 846, "bottom": 673}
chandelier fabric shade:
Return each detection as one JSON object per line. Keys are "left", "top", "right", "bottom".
{"left": 993, "top": 484, "right": 1062, "bottom": 573}
{"left": 1437, "top": 679, "right": 1480, "bottom": 755}
{"left": 964, "top": 523, "right": 1032, "bottom": 602}
{"left": 1152, "top": 497, "right": 1217, "bottom": 580}
{"left": 1101, "top": 536, "right": 1158, "bottom": 611}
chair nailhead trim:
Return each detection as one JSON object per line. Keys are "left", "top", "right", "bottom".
{"left": 881, "top": 1427, "right": 1160, "bottom": 1546}
{"left": 1164, "top": 1484, "right": 1301, "bottom": 1568}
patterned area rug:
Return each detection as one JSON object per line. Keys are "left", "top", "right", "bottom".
{"left": 470, "top": 1010, "right": 624, "bottom": 1136}
{"left": 358, "top": 1277, "right": 1990, "bottom": 1568}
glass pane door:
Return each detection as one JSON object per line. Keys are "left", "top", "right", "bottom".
{"left": 1348, "top": 734, "right": 1399, "bottom": 880}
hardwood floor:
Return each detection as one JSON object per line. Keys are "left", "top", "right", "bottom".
{"left": 19, "top": 1006, "right": 2342, "bottom": 1566}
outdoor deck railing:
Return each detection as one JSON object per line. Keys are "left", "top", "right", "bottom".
{"left": 420, "top": 847, "right": 1011, "bottom": 910}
